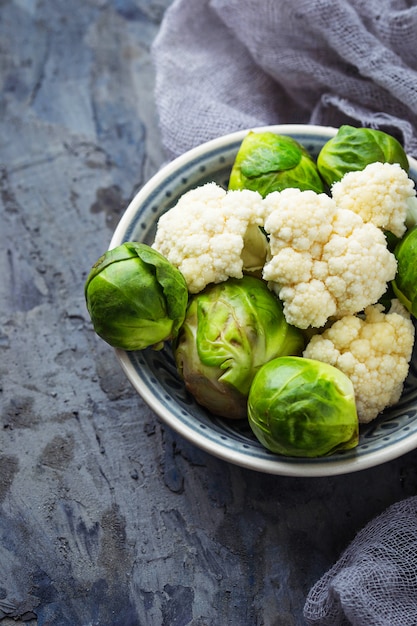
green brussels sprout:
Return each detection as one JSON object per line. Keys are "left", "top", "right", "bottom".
{"left": 392, "top": 226, "right": 417, "bottom": 318}
{"left": 85, "top": 242, "right": 188, "bottom": 350}
{"left": 228, "top": 130, "right": 325, "bottom": 196}
{"left": 173, "top": 276, "right": 305, "bottom": 419}
{"left": 317, "top": 125, "right": 409, "bottom": 187}
{"left": 248, "top": 356, "right": 359, "bottom": 457}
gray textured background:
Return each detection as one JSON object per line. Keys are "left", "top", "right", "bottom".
{"left": 1, "top": 1, "right": 417, "bottom": 625}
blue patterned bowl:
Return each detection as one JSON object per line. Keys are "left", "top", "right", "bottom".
{"left": 110, "top": 124, "right": 417, "bottom": 477}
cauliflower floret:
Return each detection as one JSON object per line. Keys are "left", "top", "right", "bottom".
{"left": 152, "top": 182, "right": 267, "bottom": 293}
{"left": 262, "top": 188, "right": 397, "bottom": 329}
{"left": 331, "top": 162, "right": 417, "bottom": 238}
{"left": 303, "top": 302, "right": 415, "bottom": 423}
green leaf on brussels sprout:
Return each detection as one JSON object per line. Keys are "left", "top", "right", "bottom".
{"left": 392, "top": 226, "right": 417, "bottom": 318}
{"left": 85, "top": 242, "right": 189, "bottom": 351}
{"left": 228, "top": 131, "right": 325, "bottom": 196}
{"left": 248, "top": 356, "right": 359, "bottom": 457}
{"left": 317, "top": 125, "right": 409, "bottom": 187}
{"left": 174, "top": 276, "right": 305, "bottom": 419}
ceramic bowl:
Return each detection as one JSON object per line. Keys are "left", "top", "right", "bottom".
{"left": 109, "top": 124, "right": 417, "bottom": 477}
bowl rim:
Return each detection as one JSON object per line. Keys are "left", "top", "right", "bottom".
{"left": 114, "top": 348, "right": 417, "bottom": 477}
{"left": 110, "top": 124, "right": 339, "bottom": 251}
{"left": 109, "top": 123, "right": 417, "bottom": 477}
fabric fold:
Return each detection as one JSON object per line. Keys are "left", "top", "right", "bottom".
{"left": 303, "top": 496, "right": 417, "bottom": 625}
{"left": 152, "top": 0, "right": 417, "bottom": 159}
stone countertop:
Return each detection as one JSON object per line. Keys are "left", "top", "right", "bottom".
{"left": 1, "top": 2, "right": 417, "bottom": 625}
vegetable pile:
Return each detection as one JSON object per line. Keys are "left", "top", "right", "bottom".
{"left": 85, "top": 125, "right": 417, "bottom": 458}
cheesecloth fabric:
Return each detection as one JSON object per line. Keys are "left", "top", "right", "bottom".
{"left": 152, "top": 2, "right": 417, "bottom": 624}
{"left": 303, "top": 496, "right": 417, "bottom": 625}
{"left": 151, "top": 0, "right": 417, "bottom": 161}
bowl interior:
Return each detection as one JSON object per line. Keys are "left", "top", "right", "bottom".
{"left": 110, "top": 125, "right": 417, "bottom": 477}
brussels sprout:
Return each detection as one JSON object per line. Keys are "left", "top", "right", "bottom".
{"left": 85, "top": 242, "right": 188, "bottom": 350}
{"left": 317, "top": 125, "right": 409, "bottom": 187}
{"left": 228, "top": 131, "right": 325, "bottom": 196}
{"left": 392, "top": 226, "right": 417, "bottom": 318}
{"left": 248, "top": 356, "right": 359, "bottom": 457}
{"left": 174, "top": 276, "right": 305, "bottom": 419}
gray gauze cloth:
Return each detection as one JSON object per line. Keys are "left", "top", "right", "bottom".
{"left": 152, "top": 2, "right": 417, "bottom": 624}
{"left": 303, "top": 496, "right": 417, "bottom": 626}
{"left": 152, "top": 0, "right": 417, "bottom": 161}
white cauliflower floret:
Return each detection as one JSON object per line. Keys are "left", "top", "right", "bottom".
{"left": 152, "top": 182, "right": 267, "bottom": 293}
{"left": 303, "top": 302, "right": 415, "bottom": 423}
{"left": 262, "top": 188, "right": 397, "bottom": 329}
{"left": 331, "top": 161, "right": 417, "bottom": 238}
